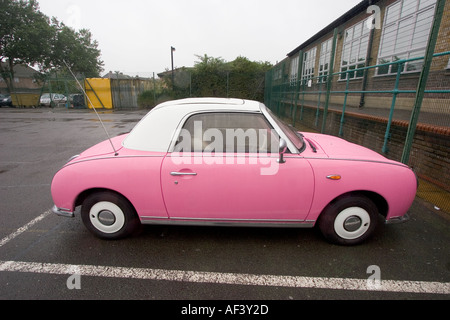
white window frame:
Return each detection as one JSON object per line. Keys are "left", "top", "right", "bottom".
{"left": 301, "top": 47, "right": 317, "bottom": 84}
{"left": 289, "top": 55, "right": 300, "bottom": 86}
{"left": 376, "top": 0, "right": 436, "bottom": 75}
{"left": 340, "top": 18, "right": 371, "bottom": 80}
{"left": 318, "top": 38, "right": 333, "bottom": 83}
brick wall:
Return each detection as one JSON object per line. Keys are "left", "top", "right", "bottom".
{"left": 281, "top": 103, "right": 449, "bottom": 191}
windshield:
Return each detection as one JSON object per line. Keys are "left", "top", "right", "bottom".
{"left": 266, "top": 108, "right": 305, "bottom": 152}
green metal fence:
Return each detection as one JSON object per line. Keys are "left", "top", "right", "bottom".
{"left": 264, "top": 0, "right": 450, "bottom": 213}
{"left": 264, "top": 49, "right": 450, "bottom": 213}
{"left": 39, "top": 76, "right": 88, "bottom": 108}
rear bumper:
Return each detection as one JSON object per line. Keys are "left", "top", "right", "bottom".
{"left": 385, "top": 212, "right": 410, "bottom": 225}
{"left": 52, "top": 205, "right": 74, "bottom": 218}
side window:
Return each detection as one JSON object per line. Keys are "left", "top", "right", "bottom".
{"left": 175, "top": 113, "right": 279, "bottom": 153}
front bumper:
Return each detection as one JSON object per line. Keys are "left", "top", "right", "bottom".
{"left": 385, "top": 212, "right": 410, "bottom": 225}
{"left": 52, "top": 205, "right": 74, "bottom": 218}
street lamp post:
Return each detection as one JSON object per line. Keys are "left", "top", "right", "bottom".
{"left": 171, "top": 46, "right": 176, "bottom": 91}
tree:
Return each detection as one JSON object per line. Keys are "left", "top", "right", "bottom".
{"left": 0, "top": 0, "right": 103, "bottom": 94}
{"left": 191, "top": 54, "right": 227, "bottom": 97}
{"left": 45, "top": 19, "right": 103, "bottom": 77}
{"left": 228, "top": 56, "right": 272, "bottom": 101}
{"left": 188, "top": 54, "right": 272, "bottom": 101}
{"left": 0, "top": 0, "right": 54, "bottom": 93}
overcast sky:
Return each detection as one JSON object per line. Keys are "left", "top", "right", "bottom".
{"left": 36, "top": 0, "right": 362, "bottom": 77}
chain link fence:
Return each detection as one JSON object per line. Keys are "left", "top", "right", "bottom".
{"left": 264, "top": 51, "right": 450, "bottom": 213}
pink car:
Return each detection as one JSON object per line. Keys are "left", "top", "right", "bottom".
{"left": 51, "top": 98, "right": 417, "bottom": 245}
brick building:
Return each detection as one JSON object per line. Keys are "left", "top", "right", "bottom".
{"left": 270, "top": 0, "right": 449, "bottom": 116}
{"left": 0, "top": 63, "right": 41, "bottom": 95}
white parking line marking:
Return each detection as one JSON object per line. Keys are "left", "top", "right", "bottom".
{"left": 0, "top": 211, "right": 448, "bottom": 295}
{"left": 0, "top": 210, "right": 51, "bottom": 248}
{"left": 0, "top": 260, "right": 449, "bottom": 295}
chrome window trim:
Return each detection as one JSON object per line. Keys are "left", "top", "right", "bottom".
{"left": 140, "top": 216, "right": 315, "bottom": 228}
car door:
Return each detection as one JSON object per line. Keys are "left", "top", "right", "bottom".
{"left": 160, "top": 112, "right": 314, "bottom": 223}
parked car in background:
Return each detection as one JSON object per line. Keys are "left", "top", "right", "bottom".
{"left": 0, "top": 94, "right": 12, "bottom": 107}
{"left": 69, "top": 94, "right": 86, "bottom": 108}
{"left": 51, "top": 98, "right": 418, "bottom": 245}
{"left": 40, "top": 93, "right": 67, "bottom": 107}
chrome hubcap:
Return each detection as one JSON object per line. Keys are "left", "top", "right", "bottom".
{"left": 97, "top": 210, "right": 116, "bottom": 226}
{"left": 343, "top": 215, "right": 362, "bottom": 232}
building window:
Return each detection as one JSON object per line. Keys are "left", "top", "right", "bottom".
{"left": 301, "top": 47, "right": 316, "bottom": 84}
{"left": 289, "top": 55, "right": 299, "bottom": 86}
{"left": 273, "top": 66, "right": 282, "bottom": 81}
{"left": 377, "top": 0, "right": 436, "bottom": 75}
{"left": 318, "top": 38, "right": 333, "bottom": 83}
{"left": 340, "top": 18, "right": 371, "bottom": 80}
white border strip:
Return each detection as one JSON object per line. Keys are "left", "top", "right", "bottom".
{"left": 0, "top": 260, "right": 449, "bottom": 294}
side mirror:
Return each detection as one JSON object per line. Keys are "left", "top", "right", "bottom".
{"left": 278, "top": 138, "right": 287, "bottom": 164}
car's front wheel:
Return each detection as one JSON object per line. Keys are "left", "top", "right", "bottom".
{"left": 318, "top": 195, "right": 379, "bottom": 245}
{"left": 81, "top": 191, "right": 140, "bottom": 239}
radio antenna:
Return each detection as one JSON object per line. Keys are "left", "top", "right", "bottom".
{"left": 63, "top": 60, "right": 118, "bottom": 156}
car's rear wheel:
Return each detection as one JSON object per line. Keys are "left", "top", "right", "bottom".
{"left": 81, "top": 191, "right": 140, "bottom": 239}
{"left": 318, "top": 195, "right": 379, "bottom": 245}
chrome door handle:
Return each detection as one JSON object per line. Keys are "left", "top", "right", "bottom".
{"left": 170, "top": 172, "right": 198, "bottom": 176}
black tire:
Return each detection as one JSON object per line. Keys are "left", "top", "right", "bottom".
{"left": 318, "top": 195, "right": 379, "bottom": 246}
{"left": 81, "top": 191, "right": 140, "bottom": 240}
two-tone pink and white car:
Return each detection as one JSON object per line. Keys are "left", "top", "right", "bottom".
{"left": 51, "top": 98, "right": 417, "bottom": 245}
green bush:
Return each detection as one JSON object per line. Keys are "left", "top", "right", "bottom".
{"left": 163, "top": 55, "right": 272, "bottom": 102}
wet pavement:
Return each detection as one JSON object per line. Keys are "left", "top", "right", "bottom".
{"left": 0, "top": 107, "right": 448, "bottom": 302}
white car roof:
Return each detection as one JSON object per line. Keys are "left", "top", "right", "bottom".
{"left": 123, "top": 98, "right": 264, "bottom": 152}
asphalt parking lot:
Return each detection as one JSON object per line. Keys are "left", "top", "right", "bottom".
{"left": 0, "top": 107, "right": 449, "bottom": 305}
